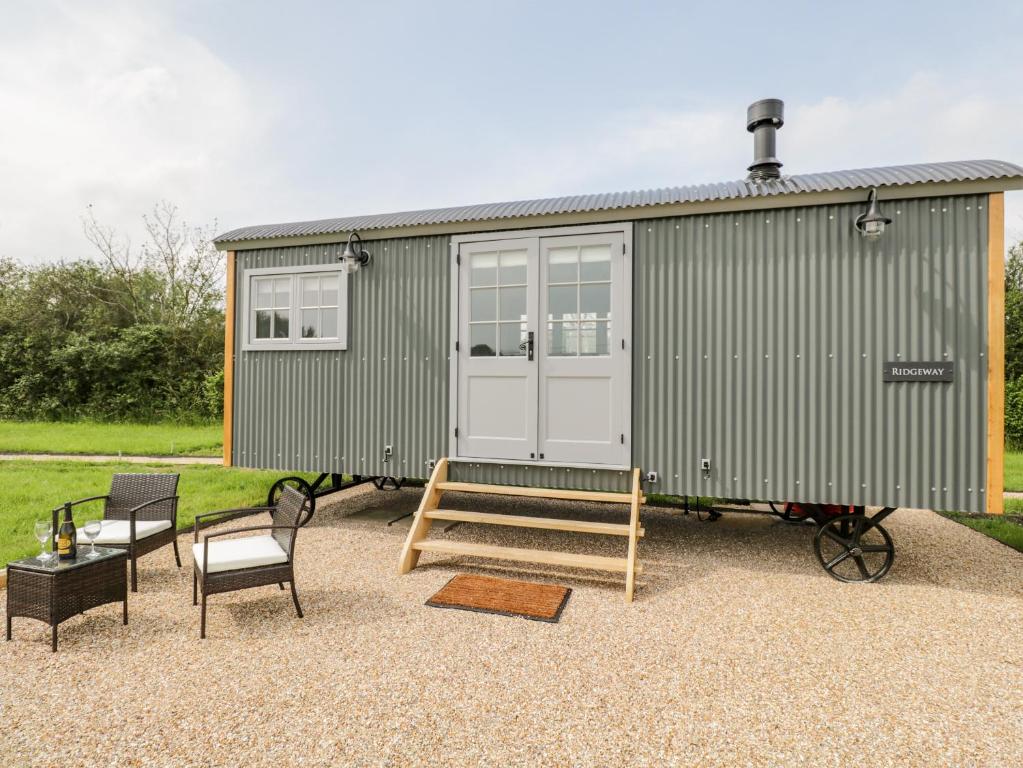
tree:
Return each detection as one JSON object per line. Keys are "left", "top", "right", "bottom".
{"left": 0, "top": 204, "right": 225, "bottom": 423}
{"left": 82, "top": 201, "right": 224, "bottom": 327}
{"left": 1006, "top": 240, "right": 1023, "bottom": 381}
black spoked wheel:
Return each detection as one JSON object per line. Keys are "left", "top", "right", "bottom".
{"left": 814, "top": 513, "right": 894, "bottom": 583}
{"left": 267, "top": 476, "right": 315, "bottom": 525}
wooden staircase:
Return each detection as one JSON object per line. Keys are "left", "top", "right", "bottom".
{"left": 397, "top": 459, "right": 646, "bottom": 601}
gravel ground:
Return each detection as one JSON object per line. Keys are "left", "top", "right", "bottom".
{"left": 2, "top": 485, "right": 1022, "bottom": 767}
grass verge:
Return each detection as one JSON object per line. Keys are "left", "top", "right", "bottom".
{"left": 1004, "top": 450, "right": 1023, "bottom": 492}
{"left": 939, "top": 510, "right": 1023, "bottom": 554}
{"left": 0, "top": 460, "right": 320, "bottom": 567}
{"left": 0, "top": 421, "right": 222, "bottom": 457}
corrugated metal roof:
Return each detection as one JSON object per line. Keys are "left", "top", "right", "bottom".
{"left": 214, "top": 159, "right": 1023, "bottom": 244}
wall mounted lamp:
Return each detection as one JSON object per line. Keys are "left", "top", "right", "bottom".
{"left": 340, "top": 231, "right": 372, "bottom": 274}
{"left": 854, "top": 188, "right": 892, "bottom": 240}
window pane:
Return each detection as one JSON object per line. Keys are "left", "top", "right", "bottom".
{"left": 274, "top": 278, "right": 290, "bottom": 308}
{"left": 548, "top": 247, "right": 577, "bottom": 283}
{"left": 320, "top": 276, "right": 339, "bottom": 307}
{"left": 254, "top": 310, "right": 271, "bottom": 339}
{"left": 470, "top": 253, "right": 498, "bottom": 286}
{"left": 254, "top": 279, "right": 273, "bottom": 309}
{"left": 273, "top": 310, "right": 290, "bottom": 339}
{"left": 470, "top": 287, "right": 496, "bottom": 322}
{"left": 547, "top": 322, "right": 578, "bottom": 356}
{"left": 321, "top": 308, "right": 338, "bottom": 339}
{"left": 300, "top": 308, "right": 319, "bottom": 338}
{"left": 580, "top": 283, "right": 610, "bottom": 319}
{"left": 499, "top": 286, "right": 526, "bottom": 321}
{"left": 499, "top": 250, "right": 527, "bottom": 285}
{"left": 548, "top": 285, "right": 577, "bottom": 321}
{"left": 580, "top": 245, "right": 612, "bottom": 281}
{"left": 301, "top": 276, "right": 319, "bottom": 308}
{"left": 469, "top": 324, "right": 496, "bottom": 357}
{"left": 579, "top": 321, "right": 610, "bottom": 356}
{"left": 499, "top": 323, "right": 526, "bottom": 356}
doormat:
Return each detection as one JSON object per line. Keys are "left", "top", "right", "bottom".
{"left": 425, "top": 573, "right": 572, "bottom": 623}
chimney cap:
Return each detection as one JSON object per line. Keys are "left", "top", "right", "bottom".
{"left": 746, "top": 98, "right": 785, "bottom": 132}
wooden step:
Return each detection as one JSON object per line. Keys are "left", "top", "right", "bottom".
{"left": 424, "top": 508, "right": 644, "bottom": 537}
{"left": 412, "top": 539, "right": 641, "bottom": 574}
{"left": 436, "top": 481, "right": 645, "bottom": 505}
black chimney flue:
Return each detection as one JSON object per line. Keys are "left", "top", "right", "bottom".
{"left": 746, "top": 98, "right": 784, "bottom": 181}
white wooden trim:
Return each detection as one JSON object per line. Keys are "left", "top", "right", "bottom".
{"left": 451, "top": 457, "right": 631, "bottom": 472}
{"left": 240, "top": 263, "right": 349, "bottom": 352}
{"left": 242, "top": 263, "right": 345, "bottom": 278}
{"left": 450, "top": 221, "right": 634, "bottom": 248}
{"left": 448, "top": 243, "right": 460, "bottom": 458}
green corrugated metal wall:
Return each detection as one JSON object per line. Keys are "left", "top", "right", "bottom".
{"left": 633, "top": 194, "right": 988, "bottom": 513}
{"left": 232, "top": 194, "right": 989, "bottom": 511}
{"left": 232, "top": 236, "right": 450, "bottom": 478}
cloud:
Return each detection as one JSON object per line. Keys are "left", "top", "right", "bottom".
{"left": 454, "top": 71, "right": 1023, "bottom": 247}
{"left": 0, "top": 6, "right": 1019, "bottom": 264}
{"left": 0, "top": 1, "right": 274, "bottom": 263}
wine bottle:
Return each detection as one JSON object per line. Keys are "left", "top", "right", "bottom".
{"left": 57, "top": 503, "right": 77, "bottom": 560}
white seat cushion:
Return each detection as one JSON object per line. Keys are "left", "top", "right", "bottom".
{"left": 192, "top": 535, "right": 288, "bottom": 573}
{"left": 77, "top": 519, "right": 173, "bottom": 545}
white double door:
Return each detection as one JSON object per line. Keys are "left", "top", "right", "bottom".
{"left": 455, "top": 229, "right": 630, "bottom": 466}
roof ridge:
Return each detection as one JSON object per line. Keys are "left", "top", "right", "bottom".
{"left": 215, "top": 159, "right": 1023, "bottom": 244}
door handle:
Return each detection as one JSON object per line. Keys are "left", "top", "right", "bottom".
{"left": 518, "top": 331, "right": 534, "bottom": 361}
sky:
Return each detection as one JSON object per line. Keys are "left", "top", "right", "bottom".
{"left": 2, "top": 0, "right": 1023, "bottom": 263}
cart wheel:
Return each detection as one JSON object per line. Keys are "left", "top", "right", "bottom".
{"left": 267, "top": 476, "right": 315, "bottom": 525}
{"left": 814, "top": 513, "right": 894, "bottom": 583}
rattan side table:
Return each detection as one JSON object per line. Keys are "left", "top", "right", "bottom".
{"left": 6, "top": 547, "right": 128, "bottom": 652}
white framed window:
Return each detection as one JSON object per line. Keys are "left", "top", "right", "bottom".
{"left": 242, "top": 264, "right": 348, "bottom": 351}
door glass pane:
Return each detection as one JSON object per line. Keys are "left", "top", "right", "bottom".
{"left": 499, "top": 286, "right": 526, "bottom": 321}
{"left": 274, "top": 278, "right": 290, "bottom": 308}
{"left": 548, "top": 247, "right": 578, "bottom": 283}
{"left": 579, "top": 321, "right": 611, "bottom": 356}
{"left": 320, "top": 276, "right": 339, "bottom": 307}
{"left": 469, "top": 324, "right": 496, "bottom": 356}
{"left": 300, "top": 308, "right": 319, "bottom": 338}
{"left": 254, "top": 310, "right": 271, "bottom": 339}
{"left": 470, "top": 287, "right": 496, "bottom": 321}
{"left": 254, "top": 279, "right": 272, "bottom": 309}
{"left": 470, "top": 253, "right": 498, "bottom": 286}
{"left": 301, "top": 276, "right": 319, "bottom": 307}
{"left": 548, "top": 285, "right": 577, "bottom": 321}
{"left": 321, "top": 308, "right": 338, "bottom": 339}
{"left": 499, "top": 250, "right": 527, "bottom": 285}
{"left": 580, "top": 283, "right": 610, "bottom": 319}
{"left": 499, "top": 323, "right": 526, "bottom": 356}
{"left": 547, "top": 321, "right": 578, "bottom": 356}
{"left": 580, "top": 245, "right": 612, "bottom": 281}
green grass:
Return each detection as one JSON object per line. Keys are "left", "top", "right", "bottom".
{"left": 940, "top": 510, "right": 1023, "bottom": 554}
{"left": 0, "top": 460, "right": 320, "bottom": 567}
{"left": 1004, "top": 497, "right": 1023, "bottom": 515}
{"left": 0, "top": 421, "right": 222, "bottom": 457}
{"left": 1004, "top": 450, "right": 1023, "bottom": 492}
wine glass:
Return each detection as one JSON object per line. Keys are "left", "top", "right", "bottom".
{"left": 83, "top": 520, "right": 102, "bottom": 558}
{"left": 33, "top": 520, "right": 53, "bottom": 564}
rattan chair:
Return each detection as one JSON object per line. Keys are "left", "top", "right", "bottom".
{"left": 58, "top": 473, "right": 180, "bottom": 592}
{"left": 191, "top": 485, "right": 309, "bottom": 639}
